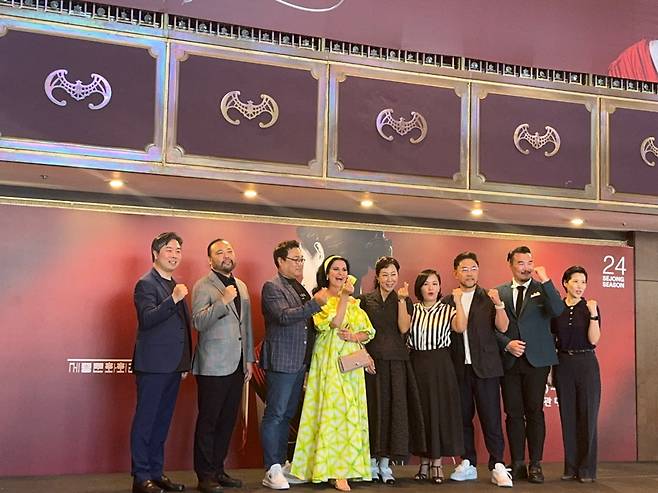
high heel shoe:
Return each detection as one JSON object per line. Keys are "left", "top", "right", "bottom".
{"left": 333, "top": 479, "right": 351, "bottom": 491}
{"left": 430, "top": 465, "right": 444, "bottom": 484}
{"left": 414, "top": 462, "right": 430, "bottom": 481}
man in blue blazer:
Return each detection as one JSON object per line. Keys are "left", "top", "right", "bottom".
{"left": 496, "top": 246, "right": 564, "bottom": 484}
{"left": 260, "top": 240, "right": 328, "bottom": 489}
{"left": 130, "top": 232, "right": 192, "bottom": 493}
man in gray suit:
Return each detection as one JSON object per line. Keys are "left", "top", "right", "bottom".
{"left": 496, "top": 246, "right": 564, "bottom": 484}
{"left": 192, "top": 239, "right": 254, "bottom": 493}
{"left": 260, "top": 240, "right": 328, "bottom": 490}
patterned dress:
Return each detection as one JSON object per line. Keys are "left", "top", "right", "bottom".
{"left": 290, "top": 295, "right": 375, "bottom": 482}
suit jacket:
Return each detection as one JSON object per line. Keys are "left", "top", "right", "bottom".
{"left": 260, "top": 273, "right": 321, "bottom": 373}
{"left": 444, "top": 286, "right": 505, "bottom": 380}
{"left": 191, "top": 271, "right": 255, "bottom": 376}
{"left": 132, "top": 268, "right": 191, "bottom": 373}
{"left": 495, "top": 279, "right": 564, "bottom": 369}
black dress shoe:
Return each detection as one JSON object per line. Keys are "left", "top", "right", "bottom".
{"left": 509, "top": 463, "right": 528, "bottom": 480}
{"left": 133, "top": 479, "right": 164, "bottom": 493}
{"left": 216, "top": 473, "right": 242, "bottom": 488}
{"left": 153, "top": 475, "right": 185, "bottom": 492}
{"left": 528, "top": 464, "right": 544, "bottom": 484}
{"left": 197, "top": 479, "right": 223, "bottom": 493}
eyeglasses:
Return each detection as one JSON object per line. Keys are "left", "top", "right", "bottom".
{"left": 286, "top": 257, "right": 306, "bottom": 263}
{"left": 459, "top": 266, "right": 479, "bottom": 273}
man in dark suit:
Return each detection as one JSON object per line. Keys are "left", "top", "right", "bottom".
{"left": 130, "top": 232, "right": 191, "bottom": 493}
{"left": 445, "top": 252, "right": 512, "bottom": 487}
{"left": 496, "top": 246, "right": 564, "bottom": 484}
{"left": 260, "top": 240, "right": 328, "bottom": 490}
{"left": 192, "top": 239, "right": 255, "bottom": 493}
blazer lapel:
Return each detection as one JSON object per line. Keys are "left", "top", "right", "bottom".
{"left": 500, "top": 282, "right": 515, "bottom": 316}
{"left": 520, "top": 280, "right": 538, "bottom": 315}
{"left": 208, "top": 272, "right": 239, "bottom": 320}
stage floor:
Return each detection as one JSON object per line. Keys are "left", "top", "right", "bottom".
{"left": 2, "top": 463, "right": 658, "bottom": 493}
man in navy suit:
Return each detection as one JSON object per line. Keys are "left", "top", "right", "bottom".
{"left": 130, "top": 232, "right": 192, "bottom": 493}
{"left": 496, "top": 246, "right": 564, "bottom": 484}
{"left": 260, "top": 240, "right": 328, "bottom": 489}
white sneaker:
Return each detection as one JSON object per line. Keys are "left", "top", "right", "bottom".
{"left": 282, "top": 461, "right": 307, "bottom": 484}
{"left": 491, "top": 463, "right": 513, "bottom": 488}
{"left": 378, "top": 458, "right": 395, "bottom": 484}
{"left": 369, "top": 458, "right": 379, "bottom": 482}
{"left": 262, "top": 464, "right": 290, "bottom": 490}
{"left": 450, "top": 459, "right": 477, "bottom": 481}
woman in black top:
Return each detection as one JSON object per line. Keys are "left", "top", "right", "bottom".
{"left": 358, "top": 257, "right": 426, "bottom": 484}
{"left": 551, "top": 266, "right": 601, "bottom": 483}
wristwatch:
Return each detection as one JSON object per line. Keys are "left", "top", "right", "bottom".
{"left": 590, "top": 315, "right": 599, "bottom": 321}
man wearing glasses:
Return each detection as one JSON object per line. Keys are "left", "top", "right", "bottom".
{"left": 260, "top": 240, "right": 329, "bottom": 489}
{"left": 444, "top": 252, "right": 513, "bottom": 487}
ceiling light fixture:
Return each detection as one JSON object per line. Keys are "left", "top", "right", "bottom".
{"left": 360, "top": 199, "right": 374, "bottom": 208}
{"left": 243, "top": 190, "right": 258, "bottom": 199}
{"left": 108, "top": 179, "right": 124, "bottom": 189}
{"left": 470, "top": 208, "right": 483, "bottom": 217}
{"left": 571, "top": 218, "right": 585, "bottom": 226}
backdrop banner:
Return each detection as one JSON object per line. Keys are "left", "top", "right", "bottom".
{"left": 0, "top": 204, "right": 635, "bottom": 475}
{"left": 100, "top": 0, "right": 658, "bottom": 81}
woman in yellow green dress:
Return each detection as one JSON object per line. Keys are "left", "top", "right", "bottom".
{"left": 290, "top": 255, "right": 376, "bottom": 492}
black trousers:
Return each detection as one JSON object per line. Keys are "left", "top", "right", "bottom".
{"left": 193, "top": 367, "right": 244, "bottom": 480}
{"left": 501, "top": 356, "right": 550, "bottom": 464}
{"left": 460, "top": 365, "right": 505, "bottom": 470}
{"left": 554, "top": 352, "right": 600, "bottom": 479}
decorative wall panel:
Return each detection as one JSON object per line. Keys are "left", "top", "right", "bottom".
{"left": 471, "top": 84, "right": 597, "bottom": 198}
{"left": 0, "top": 18, "right": 164, "bottom": 162}
{"left": 328, "top": 65, "right": 468, "bottom": 188}
{"left": 166, "top": 43, "right": 326, "bottom": 175}
{"left": 602, "top": 98, "right": 658, "bottom": 204}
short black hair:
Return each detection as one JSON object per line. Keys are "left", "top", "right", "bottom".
{"left": 561, "top": 265, "right": 588, "bottom": 290}
{"left": 273, "top": 240, "right": 300, "bottom": 268}
{"left": 207, "top": 238, "right": 225, "bottom": 257}
{"left": 453, "top": 251, "right": 479, "bottom": 270}
{"left": 374, "top": 256, "right": 400, "bottom": 289}
{"left": 507, "top": 245, "right": 532, "bottom": 263}
{"left": 151, "top": 232, "right": 182, "bottom": 261}
{"left": 414, "top": 269, "right": 442, "bottom": 301}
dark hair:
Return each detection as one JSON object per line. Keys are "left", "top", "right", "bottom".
{"left": 453, "top": 251, "right": 479, "bottom": 270}
{"left": 374, "top": 256, "right": 400, "bottom": 289}
{"left": 151, "top": 232, "right": 183, "bottom": 261}
{"left": 273, "top": 240, "right": 300, "bottom": 268}
{"left": 507, "top": 245, "right": 532, "bottom": 263}
{"left": 414, "top": 269, "right": 442, "bottom": 301}
{"left": 561, "top": 265, "right": 588, "bottom": 290}
{"left": 207, "top": 238, "right": 225, "bottom": 257}
{"left": 313, "top": 255, "right": 351, "bottom": 294}
{"left": 297, "top": 226, "right": 392, "bottom": 294}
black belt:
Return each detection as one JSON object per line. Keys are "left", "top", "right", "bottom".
{"left": 559, "top": 349, "right": 594, "bottom": 355}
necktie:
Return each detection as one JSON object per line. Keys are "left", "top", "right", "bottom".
{"left": 515, "top": 285, "right": 525, "bottom": 317}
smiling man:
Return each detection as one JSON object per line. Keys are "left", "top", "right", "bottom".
{"left": 495, "top": 246, "right": 564, "bottom": 484}
{"left": 130, "top": 232, "right": 191, "bottom": 493}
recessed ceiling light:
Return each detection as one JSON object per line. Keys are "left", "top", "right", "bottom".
{"left": 360, "top": 199, "right": 374, "bottom": 208}
{"left": 470, "top": 208, "right": 483, "bottom": 217}
{"left": 108, "top": 179, "right": 124, "bottom": 189}
{"left": 243, "top": 190, "right": 258, "bottom": 199}
{"left": 571, "top": 218, "right": 584, "bottom": 226}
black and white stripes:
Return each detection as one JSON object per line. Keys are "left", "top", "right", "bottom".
{"left": 408, "top": 302, "right": 456, "bottom": 350}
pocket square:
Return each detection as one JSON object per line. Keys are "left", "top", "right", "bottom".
{"left": 530, "top": 291, "right": 541, "bottom": 298}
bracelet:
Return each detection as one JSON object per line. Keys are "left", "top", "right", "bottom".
{"left": 495, "top": 302, "right": 505, "bottom": 310}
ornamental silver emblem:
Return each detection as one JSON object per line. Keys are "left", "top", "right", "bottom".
{"left": 219, "top": 91, "right": 279, "bottom": 129}
{"left": 513, "top": 124, "right": 561, "bottom": 157}
{"left": 44, "top": 69, "right": 112, "bottom": 110}
{"left": 640, "top": 137, "right": 658, "bottom": 167}
{"left": 375, "top": 109, "right": 428, "bottom": 144}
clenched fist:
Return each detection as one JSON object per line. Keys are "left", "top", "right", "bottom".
{"left": 172, "top": 284, "right": 188, "bottom": 303}
{"left": 487, "top": 288, "right": 502, "bottom": 306}
{"left": 221, "top": 285, "right": 238, "bottom": 304}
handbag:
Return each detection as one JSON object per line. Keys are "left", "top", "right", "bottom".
{"left": 338, "top": 346, "right": 372, "bottom": 373}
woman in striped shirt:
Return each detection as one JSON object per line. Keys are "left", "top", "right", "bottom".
{"left": 409, "top": 269, "right": 467, "bottom": 484}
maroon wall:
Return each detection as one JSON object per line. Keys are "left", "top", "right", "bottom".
{"left": 0, "top": 204, "right": 635, "bottom": 475}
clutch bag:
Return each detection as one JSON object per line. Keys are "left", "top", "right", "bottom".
{"left": 338, "top": 347, "right": 371, "bottom": 373}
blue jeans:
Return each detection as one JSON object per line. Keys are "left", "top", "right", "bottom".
{"left": 260, "top": 367, "right": 306, "bottom": 469}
